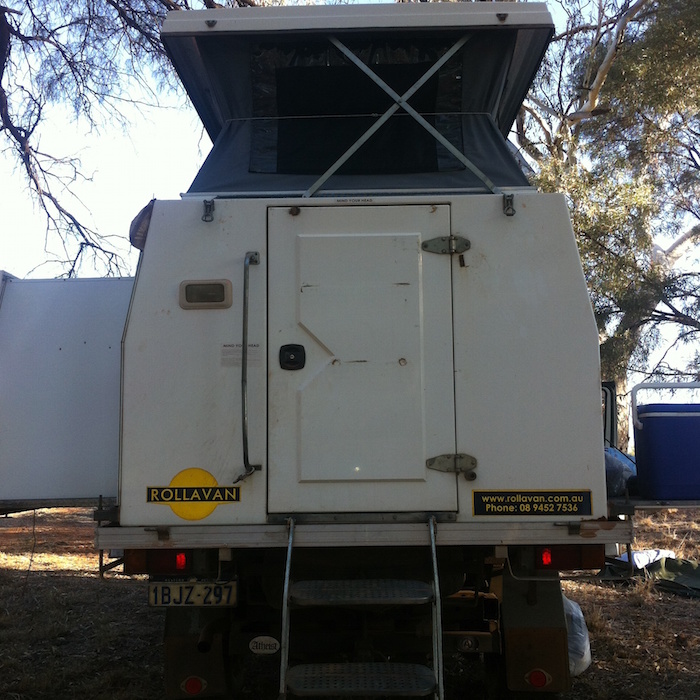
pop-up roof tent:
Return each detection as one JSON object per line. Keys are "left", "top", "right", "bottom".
{"left": 161, "top": 3, "right": 553, "bottom": 197}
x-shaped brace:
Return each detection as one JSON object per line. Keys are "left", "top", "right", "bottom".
{"left": 303, "top": 33, "right": 500, "bottom": 198}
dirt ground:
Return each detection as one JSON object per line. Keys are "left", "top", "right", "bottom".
{"left": 1, "top": 508, "right": 699, "bottom": 699}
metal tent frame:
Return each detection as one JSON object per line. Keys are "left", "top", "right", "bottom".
{"left": 303, "top": 33, "right": 499, "bottom": 198}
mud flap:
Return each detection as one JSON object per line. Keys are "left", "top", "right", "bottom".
{"left": 164, "top": 608, "right": 230, "bottom": 699}
{"left": 500, "top": 571, "right": 570, "bottom": 693}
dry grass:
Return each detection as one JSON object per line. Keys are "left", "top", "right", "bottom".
{"left": 0, "top": 509, "right": 165, "bottom": 700}
{"left": 1, "top": 508, "right": 700, "bottom": 699}
{"left": 563, "top": 509, "right": 700, "bottom": 700}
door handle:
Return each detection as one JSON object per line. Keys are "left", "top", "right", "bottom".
{"left": 233, "top": 251, "right": 262, "bottom": 484}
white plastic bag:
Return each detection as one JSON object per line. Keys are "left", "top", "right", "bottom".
{"left": 618, "top": 548, "right": 676, "bottom": 569}
{"left": 563, "top": 596, "right": 592, "bottom": 676}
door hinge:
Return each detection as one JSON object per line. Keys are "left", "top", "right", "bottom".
{"left": 422, "top": 235, "right": 470, "bottom": 255}
{"left": 427, "top": 453, "right": 477, "bottom": 481}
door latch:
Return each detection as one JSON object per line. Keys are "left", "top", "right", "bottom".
{"left": 279, "top": 344, "right": 306, "bottom": 371}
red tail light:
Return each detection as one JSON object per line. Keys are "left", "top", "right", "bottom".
{"left": 534, "top": 544, "right": 605, "bottom": 571}
{"left": 124, "top": 549, "right": 193, "bottom": 575}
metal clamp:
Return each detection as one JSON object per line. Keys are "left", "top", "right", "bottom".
{"left": 502, "top": 193, "right": 516, "bottom": 217}
{"left": 202, "top": 199, "right": 215, "bottom": 222}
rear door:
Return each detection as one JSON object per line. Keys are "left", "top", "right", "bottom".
{"left": 267, "top": 205, "right": 457, "bottom": 514}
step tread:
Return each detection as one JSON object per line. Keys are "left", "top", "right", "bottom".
{"left": 286, "top": 662, "right": 436, "bottom": 697}
{"left": 289, "top": 579, "right": 434, "bottom": 606}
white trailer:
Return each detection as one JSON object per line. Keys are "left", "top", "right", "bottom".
{"left": 0, "top": 273, "right": 131, "bottom": 511}
{"left": 3, "top": 4, "right": 634, "bottom": 698}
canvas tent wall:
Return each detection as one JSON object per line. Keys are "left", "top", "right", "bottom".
{"left": 161, "top": 3, "right": 553, "bottom": 197}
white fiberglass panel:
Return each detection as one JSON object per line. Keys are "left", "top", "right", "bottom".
{"left": 450, "top": 193, "right": 608, "bottom": 520}
{"left": 296, "top": 232, "right": 425, "bottom": 481}
{"left": 119, "top": 199, "right": 268, "bottom": 526}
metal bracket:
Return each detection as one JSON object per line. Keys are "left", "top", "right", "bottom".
{"left": 422, "top": 235, "right": 471, "bottom": 255}
{"left": 202, "top": 199, "right": 215, "bottom": 223}
{"left": 144, "top": 526, "right": 171, "bottom": 542}
{"left": 502, "top": 193, "right": 516, "bottom": 217}
{"left": 427, "top": 453, "right": 477, "bottom": 481}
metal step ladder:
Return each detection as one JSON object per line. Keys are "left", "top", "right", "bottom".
{"left": 278, "top": 517, "right": 445, "bottom": 699}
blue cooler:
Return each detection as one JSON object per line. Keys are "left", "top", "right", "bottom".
{"left": 633, "top": 402, "right": 700, "bottom": 500}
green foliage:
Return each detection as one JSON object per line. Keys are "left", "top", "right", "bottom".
{"left": 523, "top": 0, "right": 700, "bottom": 391}
{"left": 593, "top": 0, "right": 700, "bottom": 224}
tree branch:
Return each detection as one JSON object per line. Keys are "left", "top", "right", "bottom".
{"left": 1, "top": 4, "right": 127, "bottom": 277}
{"left": 568, "top": 0, "right": 653, "bottom": 124}
{"left": 653, "top": 224, "right": 700, "bottom": 269}
{"left": 516, "top": 103, "right": 554, "bottom": 163}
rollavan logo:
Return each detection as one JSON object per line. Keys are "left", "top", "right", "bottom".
{"left": 147, "top": 468, "right": 240, "bottom": 520}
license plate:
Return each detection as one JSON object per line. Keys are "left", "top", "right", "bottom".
{"left": 149, "top": 582, "right": 237, "bottom": 607}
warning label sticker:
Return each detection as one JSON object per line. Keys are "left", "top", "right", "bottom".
{"left": 473, "top": 491, "right": 592, "bottom": 516}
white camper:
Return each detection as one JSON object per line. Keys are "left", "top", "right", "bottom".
{"left": 7, "top": 3, "right": 635, "bottom": 698}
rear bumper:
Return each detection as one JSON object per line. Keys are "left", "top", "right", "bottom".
{"left": 96, "top": 518, "right": 631, "bottom": 550}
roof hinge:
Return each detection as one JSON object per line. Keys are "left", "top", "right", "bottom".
{"left": 427, "top": 453, "right": 477, "bottom": 481}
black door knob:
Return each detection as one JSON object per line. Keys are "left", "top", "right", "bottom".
{"left": 279, "top": 344, "right": 306, "bottom": 370}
